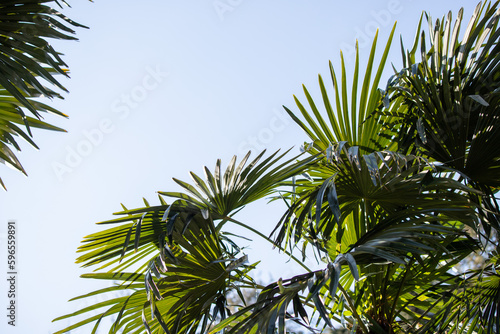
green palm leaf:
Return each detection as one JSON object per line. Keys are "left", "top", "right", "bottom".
{"left": 285, "top": 23, "right": 397, "bottom": 154}
{"left": 0, "top": 87, "right": 67, "bottom": 188}
{"left": 273, "top": 143, "right": 479, "bottom": 250}
{"left": 160, "top": 149, "right": 317, "bottom": 218}
{"left": 0, "top": 1, "right": 86, "bottom": 188}
{"left": 0, "top": 1, "right": 86, "bottom": 116}
{"left": 56, "top": 209, "right": 259, "bottom": 334}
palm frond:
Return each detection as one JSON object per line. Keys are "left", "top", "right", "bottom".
{"left": 418, "top": 250, "right": 500, "bottom": 334}
{"left": 160, "top": 149, "right": 317, "bottom": 218}
{"left": 0, "top": 87, "right": 67, "bottom": 187}
{"left": 0, "top": 0, "right": 87, "bottom": 188}
{"left": 56, "top": 209, "right": 259, "bottom": 334}
{"left": 0, "top": 0, "right": 87, "bottom": 117}
{"left": 380, "top": 1, "right": 500, "bottom": 234}
{"left": 285, "top": 23, "right": 397, "bottom": 154}
{"left": 273, "top": 143, "right": 479, "bottom": 252}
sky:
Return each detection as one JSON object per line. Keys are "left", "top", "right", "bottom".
{"left": 0, "top": 0, "right": 482, "bottom": 333}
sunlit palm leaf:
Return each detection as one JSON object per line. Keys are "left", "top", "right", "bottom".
{"left": 285, "top": 23, "right": 397, "bottom": 154}
{"left": 76, "top": 150, "right": 315, "bottom": 276}
{"left": 160, "top": 149, "right": 317, "bottom": 218}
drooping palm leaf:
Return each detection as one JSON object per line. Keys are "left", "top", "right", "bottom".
{"left": 0, "top": 1, "right": 87, "bottom": 188}
{"left": 0, "top": 0, "right": 86, "bottom": 118}
{"left": 210, "top": 274, "right": 312, "bottom": 334}
{"left": 273, "top": 143, "right": 479, "bottom": 250}
{"left": 210, "top": 261, "right": 356, "bottom": 334}
{"left": 0, "top": 87, "right": 67, "bottom": 187}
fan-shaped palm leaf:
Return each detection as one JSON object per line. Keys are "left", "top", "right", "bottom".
{"left": 55, "top": 208, "right": 259, "bottom": 334}
{"left": 381, "top": 1, "right": 500, "bottom": 233}
{"left": 160, "top": 149, "right": 317, "bottom": 218}
{"left": 273, "top": 143, "right": 479, "bottom": 250}
{"left": 285, "top": 23, "right": 397, "bottom": 154}
{"left": 270, "top": 143, "right": 480, "bottom": 331}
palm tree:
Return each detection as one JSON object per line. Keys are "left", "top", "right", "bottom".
{"left": 55, "top": 1, "right": 500, "bottom": 333}
{"left": 0, "top": 0, "right": 86, "bottom": 189}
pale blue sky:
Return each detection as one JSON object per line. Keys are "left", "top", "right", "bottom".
{"left": 0, "top": 1, "right": 480, "bottom": 332}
